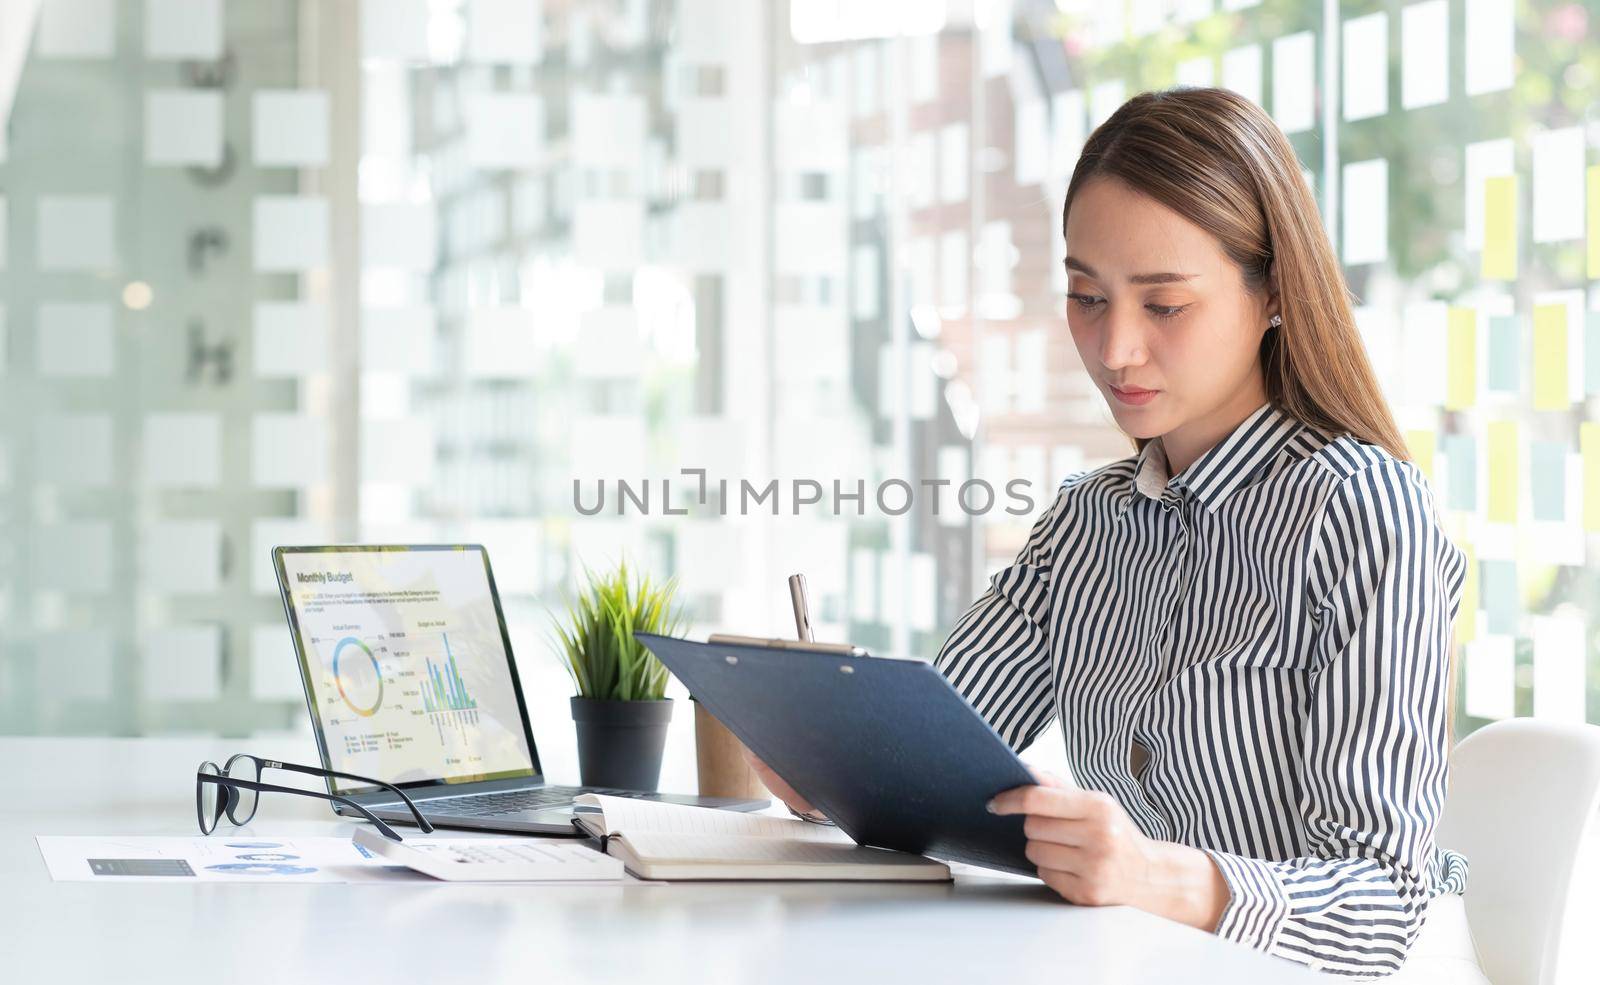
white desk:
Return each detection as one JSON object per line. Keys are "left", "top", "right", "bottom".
{"left": 4, "top": 737, "right": 1319, "bottom": 984}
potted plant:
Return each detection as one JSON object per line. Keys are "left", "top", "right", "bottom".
{"left": 553, "top": 559, "right": 687, "bottom": 791}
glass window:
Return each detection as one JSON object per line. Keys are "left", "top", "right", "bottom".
{"left": 1, "top": 0, "right": 1595, "bottom": 760}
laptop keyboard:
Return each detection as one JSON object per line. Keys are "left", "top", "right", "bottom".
{"left": 409, "top": 785, "right": 653, "bottom": 818}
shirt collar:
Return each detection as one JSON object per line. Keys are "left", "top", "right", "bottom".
{"left": 1117, "top": 402, "right": 1303, "bottom": 520}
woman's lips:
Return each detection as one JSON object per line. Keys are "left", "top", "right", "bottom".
{"left": 1109, "top": 383, "right": 1159, "bottom": 406}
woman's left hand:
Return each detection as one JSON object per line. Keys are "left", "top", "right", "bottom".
{"left": 986, "top": 770, "right": 1229, "bottom": 932}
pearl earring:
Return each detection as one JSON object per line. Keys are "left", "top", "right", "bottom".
{"left": 1269, "top": 314, "right": 1282, "bottom": 328}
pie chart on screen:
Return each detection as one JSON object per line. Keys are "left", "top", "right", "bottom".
{"left": 332, "top": 637, "right": 383, "bottom": 717}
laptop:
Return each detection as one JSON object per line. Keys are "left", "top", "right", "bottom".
{"left": 273, "top": 544, "right": 769, "bottom": 834}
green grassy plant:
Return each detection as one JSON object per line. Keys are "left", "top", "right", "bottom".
{"left": 553, "top": 559, "right": 686, "bottom": 701}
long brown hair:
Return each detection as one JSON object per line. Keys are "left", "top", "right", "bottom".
{"left": 1063, "top": 86, "right": 1408, "bottom": 462}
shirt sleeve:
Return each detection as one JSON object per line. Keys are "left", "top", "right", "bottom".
{"left": 1202, "top": 460, "right": 1467, "bottom": 978}
{"left": 934, "top": 482, "right": 1071, "bottom": 753}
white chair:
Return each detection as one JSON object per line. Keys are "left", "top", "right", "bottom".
{"left": 1435, "top": 718, "right": 1600, "bottom": 985}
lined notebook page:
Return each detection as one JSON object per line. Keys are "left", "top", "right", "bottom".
{"left": 574, "top": 794, "right": 852, "bottom": 844}
{"left": 617, "top": 832, "right": 934, "bottom": 866}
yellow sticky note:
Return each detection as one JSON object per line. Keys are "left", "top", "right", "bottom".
{"left": 1588, "top": 165, "right": 1600, "bottom": 280}
{"left": 1487, "top": 420, "right": 1517, "bottom": 524}
{"left": 1583, "top": 422, "right": 1600, "bottom": 532}
{"left": 1446, "top": 307, "right": 1476, "bottom": 410}
{"left": 1457, "top": 541, "right": 1477, "bottom": 645}
{"left": 1406, "top": 428, "right": 1437, "bottom": 482}
{"left": 1482, "top": 174, "right": 1518, "bottom": 281}
{"left": 1532, "top": 304, "right": 1569, "bottom": 410}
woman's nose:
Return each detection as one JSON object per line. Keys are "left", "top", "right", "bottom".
{"left": 1100, "top": 307, "right": 1149, "bottom": 370}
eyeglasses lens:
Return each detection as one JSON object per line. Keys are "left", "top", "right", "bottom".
{"left": 224, "top": 755, "right": 260, "bottom": 824}
{"left": 196, "top": 761, "right": 222, "bottom": 834}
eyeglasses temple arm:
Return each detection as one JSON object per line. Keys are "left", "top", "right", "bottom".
{"left": 262, "top": 760, "right": 435, "bottom": 834}
{"left": 199, "top": 774, "right": 405, "bottom": 842}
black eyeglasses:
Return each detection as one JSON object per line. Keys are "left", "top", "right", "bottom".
{"left": 195, "top": 754, "right": 435, "bottom": 842}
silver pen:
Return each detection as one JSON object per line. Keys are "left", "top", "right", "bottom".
{"left": 785, "top": 571, "right": 839, "bottom": 825}
{"left": 711, "top": 569, "right": 852, "bottom": 656}
{"left": 787, "top": 573, "right": 814, "bottom": 642}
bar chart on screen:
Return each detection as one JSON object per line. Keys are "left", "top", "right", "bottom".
{"left": 418, "top": 633, "right": 483, "bottom": 747}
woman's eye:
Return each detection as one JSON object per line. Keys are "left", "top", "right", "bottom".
{"left": 1146, "top": 303, "right": 1189, "bottom": 319}
{"left": 1068, "top": 293, "right": 1104, "bottom": 311}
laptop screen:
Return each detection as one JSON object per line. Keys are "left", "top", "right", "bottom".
{"left": 274, "top": 545, "right": 539, "bottom": 796}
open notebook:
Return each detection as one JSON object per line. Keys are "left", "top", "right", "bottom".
{"left": 571, "top": 794, "right": 952, "bottom": 882}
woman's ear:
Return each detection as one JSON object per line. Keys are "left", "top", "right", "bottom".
{"left": 1264, "top": 260, "right": 1281, "bottom": 325}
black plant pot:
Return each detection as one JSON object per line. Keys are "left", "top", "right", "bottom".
{"left": 570, "top": 697, "right": 674, "bottom": 792}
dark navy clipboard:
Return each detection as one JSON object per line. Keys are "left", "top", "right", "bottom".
{"left": 635, "top": 632, "right": 1036, "bottom": 875}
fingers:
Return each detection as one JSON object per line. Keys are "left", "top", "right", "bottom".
{"left": 988, "top": 784, "right": 1108, "bottom": 819}
{"left": 996, "top": 785, "right": 1136, "bottom": 910}
{"left": 1029, "top": 767, "right": 1070, "bottom": 789}
{"left": 746, "top": 754, "right": 816, "bottom": 815}
{"left": 1021, "top": 813, "right": 1096, "bottom": 847}
{"left": 1024, "top": 839, "right": 1090, "bottom": 873}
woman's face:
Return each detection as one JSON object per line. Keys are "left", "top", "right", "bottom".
{"left": 1063, "top": 176, "right": 1276, "bottom": 446}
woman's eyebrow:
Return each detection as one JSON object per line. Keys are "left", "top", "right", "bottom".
{"left": 1064, "top": 256, "right": 1198, "bottom": 285}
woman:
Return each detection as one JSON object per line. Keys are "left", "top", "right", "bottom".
{"left": 752, "top": 88, "right": 1479, "bottom": 981}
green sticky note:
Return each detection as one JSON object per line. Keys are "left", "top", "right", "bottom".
{"left": 1488, "top": 315, "right": 1520, "bottom": 393}
{"left": 1442, "top": 434, "right": 1477, "bottom": 512}
{"left": 1481, "top": 560, "right": 1518, "bottom": 636}
{"left": 1530, "top": 440, "right": 1567, "bottom": 523}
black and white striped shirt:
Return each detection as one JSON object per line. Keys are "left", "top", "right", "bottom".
{"left": 936, "top": 401, "right": 1469, "bottom": 978}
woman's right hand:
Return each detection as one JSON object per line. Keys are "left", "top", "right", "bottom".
{"left": 743, "top": 748, "right": 824, "bottom": 819}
